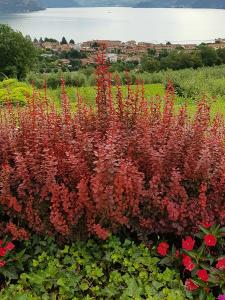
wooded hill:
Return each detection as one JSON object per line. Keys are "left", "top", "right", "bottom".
{"left": 1, "top": 0, "right": 225, "bottom": 13}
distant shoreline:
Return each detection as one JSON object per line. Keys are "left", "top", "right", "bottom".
{"left": 1, "top": 5, "right": 225, "bottom": 14}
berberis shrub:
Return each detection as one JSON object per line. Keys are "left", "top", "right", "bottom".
{"left": 0, "top": 52, "right": 224, "bottom": 241}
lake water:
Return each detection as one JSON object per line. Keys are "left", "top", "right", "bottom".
{"left": 1, "top": 7, "right": 225, "bottom": 43}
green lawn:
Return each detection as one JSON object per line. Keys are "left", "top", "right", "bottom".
{"left": 45, "top": 83, "right": 225, "bottom": 118}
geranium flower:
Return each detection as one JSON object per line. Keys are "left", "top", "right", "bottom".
{"left": 182, "top": 255, "right": 195, "bottom": 271}
{"left": 218, "top": 295, "right": 225, "bottom": 300}
{"left": 204, "top": 234, "right": 217, "bottom": 247}
{"left": 185, "top": 279, "right": 198, "bottom": 291}
{"left": 0, "top": 261, "right": 6, "bottom": 267}
{"left": 201, "top": 222, "right": 213, "bottom": 229}
{"left": 0, "top": 248, "right": 6, "bottom": 257}
{"left": 197, "top": 269, "right": 209, "bottom": 282}
{"left": 5, "top": 242, "right": 15, "bottom": 251}
{"left": 216, "top": 258, "right": 225, "bottom": 270}
{"left": 182, "top": 236, "right": 195, "bottom": 251}
{"left": 157, "top": 242, "right": 169, "bottom": 256}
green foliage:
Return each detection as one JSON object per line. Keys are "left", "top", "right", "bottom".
{"left": 141, "top": 55, "right": 160, "bottom": 72}
{"left": 140, "top": 46, "right": 221, "bottom": 73}
{"left": 0, "top": 79, "right": 32, "bottom": 106}
{"left": 198, "top": 45, "right": 219, "bottom": 67}
{"left": 0, "top": 236, "right": 185, "bottom": 300}
{"left": 27, "top": 71, "right": 88, "bottom": 89}
{"left": 0, "top": 25, "right": 37, "bottom": 80}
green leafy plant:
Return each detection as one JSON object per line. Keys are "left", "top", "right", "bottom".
{"left": 0, "top": 79, "right": 32, "bottom": 106}
{"left": 0, "top": 236, "right": 185, "bottom": 299}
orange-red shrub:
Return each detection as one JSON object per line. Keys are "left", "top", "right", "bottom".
{"left": 0, "top": 52, "right": 224, "bottom": 241}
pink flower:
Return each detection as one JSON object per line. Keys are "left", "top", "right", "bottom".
{"left": 218, "top": 295, "right": 225, "bottom": 300}
{"left": 182, "top": 236, "right": 195, "bottom": 251}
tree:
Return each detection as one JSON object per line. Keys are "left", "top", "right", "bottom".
{"left": 60, "top": 37, "right": 68, "bottom": 45}
{"left": 44, "top": 37, "right": 58, "bottom": 43}
{"left": 141, "top": 55, "right": 160, "bottom": 72}
{"left": 0, "top": 25, "right": 37, "bottom": 80}
{"left": 147, "top": 48, "right": 156, "bottom": 57}
{"left": 190, "top": 51, "right": 203, "bottom": 69}
{"left": 199, "top": 45, "right": 218, "bottom": 66}
{"left": 69, "top": 39, "right": 75, "bottom": 44}
{"left": 91, "top": 42, "right": 99, "bottom": 49}
{"left": 217, "top": 48, "right": 225, "bottom": 64}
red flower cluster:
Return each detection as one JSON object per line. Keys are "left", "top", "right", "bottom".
{"left": 0, "top": 52, "right": 224, "bottom": 240}
{"left": 201, "top": 222, "right": 213, "bottom": 229}
{"left": 182, "top": 236, "right": 195, "bottom": 251}
{"left": 216, "top": 258, "right": 225, "bottom": 270}
{"left": 185, "top": 279, "right": 198, "bottom": 291}
{"left": 0, "top": 240, "right": 15, "bottom": 268}
{"left": 182, "top": 255, "right": 195, "bottom": 271}
{"left": 197, "top": 269, "right": 209, "bottom": 282}
{"left": 204, "top": 234, "right": 217, "bottom": 247}
{"left": 0, "top": 261, "right": 6, "bottom": 267}
{"left": 157, "top": 242, "right": 169, "bottom": 256}
{"left": 157, "top": 225, "right": 225, "bottom": 298}
{"left": 0, "top": 247, "right": 6, "bottom": 257}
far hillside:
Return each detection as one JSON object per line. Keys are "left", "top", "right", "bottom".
{"left": 0, "top": 0, "right": 43, "bottom": 12}
{"left": 41, "top": 0, "right": 225, "bottom": 8}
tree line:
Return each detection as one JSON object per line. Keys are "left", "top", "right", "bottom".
{"left": 140, "top": 45, "right": 225, "bottom": 72}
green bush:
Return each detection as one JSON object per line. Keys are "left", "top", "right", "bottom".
{"left": 27, "top": 71, "right": 90, "bottom": 89}
{"left": 0, "top": 236, "right": 185, "bottom": 300}
{"left": 27, "top": 64, "right": 225, "bottom": 103}
{"left": 0, "top": 79, "right": 32, "bottom": 106}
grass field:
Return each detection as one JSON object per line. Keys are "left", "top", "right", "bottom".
{"left": 45, "top": 83, "right": 225, "bottom": 117}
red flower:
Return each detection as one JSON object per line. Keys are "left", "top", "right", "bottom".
{"left": 0, "top": 240, "right": 2, "bottom": 246}
{"left": 175, "top": 249, "right": 180, "bottom": 258}
{"left": 182, "top": 236, "right": 195, "bottom": 251}
{"left": 0, "top": 261, "right": 6, "bottom": 267}
{"left": 201, "top": 222, "right": 212, "bottom": 229}
{"left": 204, "top": 234, "right": 217, "bottom": 247}
{"left": 185, "top": 279, "right": 199, "bottom": 291}
{"left": 0, "top": 248, "right": 6, "bottom": 257}
{"left": 197, "top": 269, "right": 209, "bottom": 282}
{"left": 216, "top": 258, "right": 225, "bottom": 270}
{"left": 5, "top": 242, "right": 15, "bottom": 251}
{"left": 157, "top": 242, "right": 169, "bottom": 256}
{"left": 182, "top": 255, "right": 195, "bottom": 271}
